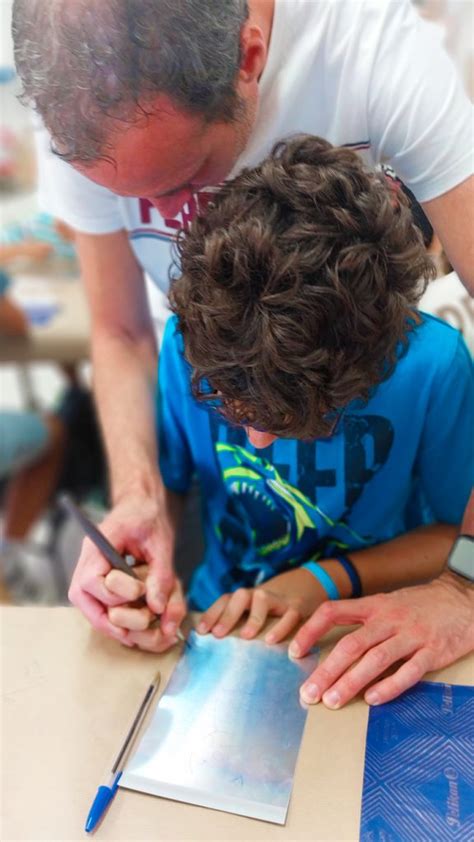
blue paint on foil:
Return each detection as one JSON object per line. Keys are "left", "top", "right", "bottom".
{"left": 360, "top": 681, "right": 474, "bottom": 841}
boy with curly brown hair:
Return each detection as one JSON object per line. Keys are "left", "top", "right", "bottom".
{"left": 108, "top": 136, "right": 473, "bottom": 658}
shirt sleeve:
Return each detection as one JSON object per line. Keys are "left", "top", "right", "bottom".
{"left": 416, "top": 331, "right": 474, "bottom": 523}
{"left": 157, "top": 317, "right": 194, "bottom": 494}
{"left": 367, "top": 0, "right": 473, "bottom": 203}
{"left": 32, "top": 118, "right": 125, "bottom": 234}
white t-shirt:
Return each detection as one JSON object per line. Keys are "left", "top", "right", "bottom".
{"left": 36, "top": 0, "right": 473, "bottom": 294}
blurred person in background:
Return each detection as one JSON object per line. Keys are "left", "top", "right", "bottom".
{"left": 0, "top": 256, "right": 66, "bottom": 603}
{"left": 0, "top": 213, "right": 77, "bottom": 271}
{"left": 10, "top": 0, "right": 474, "bottom": 705}
{"left": 0, "top": 236, "right": 105, "bottom": 603}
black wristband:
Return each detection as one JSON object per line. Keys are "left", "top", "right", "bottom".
{"left": 333, "top": 554, "right": 362, "bottom": 598}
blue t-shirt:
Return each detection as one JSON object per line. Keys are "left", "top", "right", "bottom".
{"left": 158, "top": 313, "right": 473, "bottom": 610}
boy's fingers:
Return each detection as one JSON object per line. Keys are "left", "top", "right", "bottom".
{"left": 146, "top": 567, "right": 176, "bottom": 615}
{"left": 197, "top": 594, "right": 230, "bottom": 634}
{"left": 143, "top": 531, "right": 176, "bottom": 614}
{"left": 211, "top": 589, "right": 251, "bottom": 636}
{"left": 84, "top": 572, "right": 131, "bottom": 608}
{"left": 160, "top": 579, "right": 187, "bottom": 636}
{"left": 108, "top": 604, "right": 155, "bottom": 632}
{"left": 132, "top": 564, "right": 149, "bottom": 581}
{"left": 240, "top": 589, "right": 277, "bottom": 639}
{"left": 104, "top": 569, "right": 146, "bottom": 602}
{"left": 265, "top": 607, "right": 302, "bottom": 644}
{"left": 76, "top": 590, "right": 133, "bottom": 646}
{"left": 127, "top": 627, "right": 178, "bottom": 653}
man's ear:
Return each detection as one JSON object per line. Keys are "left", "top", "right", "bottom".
{"left": 238, "top": 23, "right": 268, "bottom": 88}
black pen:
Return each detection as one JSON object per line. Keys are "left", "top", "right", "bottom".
{"left": 60, "top": 494, "right": 187, "bottom": 643}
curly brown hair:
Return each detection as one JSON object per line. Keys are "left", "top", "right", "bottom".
{"left": 170, "top": 135, "right": 435, "bottom": 439}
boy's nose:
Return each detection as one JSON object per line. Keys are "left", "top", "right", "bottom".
{"left": 246, "top": 428, "right": 278, "bottom": 449}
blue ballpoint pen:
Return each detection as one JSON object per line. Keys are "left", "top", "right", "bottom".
{"left": 85, "top": 671, "right": 161, "bottom": 833}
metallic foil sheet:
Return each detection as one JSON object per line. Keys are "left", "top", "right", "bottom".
{"left": 120, "top": 631, "right": 318, "bottom": 824}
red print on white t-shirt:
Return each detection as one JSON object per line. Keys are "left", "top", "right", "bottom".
{"left": 138, "top": 190, "right": 218, "bottom": 241}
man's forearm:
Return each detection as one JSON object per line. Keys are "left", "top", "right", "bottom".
{"left": 74, "top": 228, "right": 163, "bottom": 505}
{"left": 319, "top": 523, "right": 458, "bottom": 598}
{"left": 91, "top": 325, "right": 162, "bottom": 503}
{"left": 422, "top": 175, "right": 474, "bottom": 295}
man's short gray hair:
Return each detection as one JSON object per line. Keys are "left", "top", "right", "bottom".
{"left": 12, "top": 0, "right": 249, "bottom": 163}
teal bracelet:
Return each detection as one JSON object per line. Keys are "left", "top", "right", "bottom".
{"left": 302, "top": 561, "right": 340, "bottom": 600}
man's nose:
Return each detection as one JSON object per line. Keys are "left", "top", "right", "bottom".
{"left": 246, "top": 428, "right": 278, "bottom": 449}
{"left": 150, "top": 189, "right": 193, "bottom": 219}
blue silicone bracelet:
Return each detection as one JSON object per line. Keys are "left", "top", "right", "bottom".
{"left": 333, "top": 554, "right": 362, "bottom": 598}
{"left": 302, "top": 561, "right": 340, "bottom": 600}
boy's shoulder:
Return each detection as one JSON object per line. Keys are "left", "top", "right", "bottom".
{"left": 402, "top": 311, "right": 470, "bottom": 377}
{"left": 413, "top": 311, "right": 463, "bottom": 343}
{"left": 159, "top": 315, "right": 191, "bottom": 387}
{"left": 162, "top": 314, "right": 185, "bottom": 358}
{"left": 371, "top": 311, "right": 472, "bottom": 412}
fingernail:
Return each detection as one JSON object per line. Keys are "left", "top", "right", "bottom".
{"left": 289, "top": 642, "right": 301, "bottom": 658}
{"left": 265, "top": 633, "right": 276, "bottom": 644}
{"left": 300, "top": 682, "right": 320, "bottom": 704}
{"left": 366, "top": 690, "right": 381, "bottom": 706}
{"left": 213, "top": 624, "right": 225, "bottom": 636}
{"left": 323, "top": 689, "right": 341, "bottom": 709}
{"left": 197, "top": 621, "right": 207, "bottom": 634}
{"left": 164, "top": 622, "right": 176, "bottom": 636}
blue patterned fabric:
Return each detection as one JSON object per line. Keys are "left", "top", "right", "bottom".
{"left": 360, "top": 681, "right": 474, "bottom": 841}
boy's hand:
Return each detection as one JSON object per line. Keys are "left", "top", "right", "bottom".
{"left": 105, "top": 564, "right": 187, "bottom": 652}
{"left": 197, "top": 587, "right": 304, "bottom": 642}
{"left": 68, "top": 493, "right": 186, "bottom": 648}
{"left": 290, "top": 573, "right": 474, "bottom": 709}
{"left": 197, "top": 568, "right": 323, "bottom": 642}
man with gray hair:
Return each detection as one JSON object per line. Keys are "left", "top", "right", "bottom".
{"left": 12, "top": 1, "right": 473, "bottom": 707}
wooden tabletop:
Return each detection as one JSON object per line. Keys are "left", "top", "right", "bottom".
{"left": 2, "top": 606, "right": 473, "bottom": 841}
